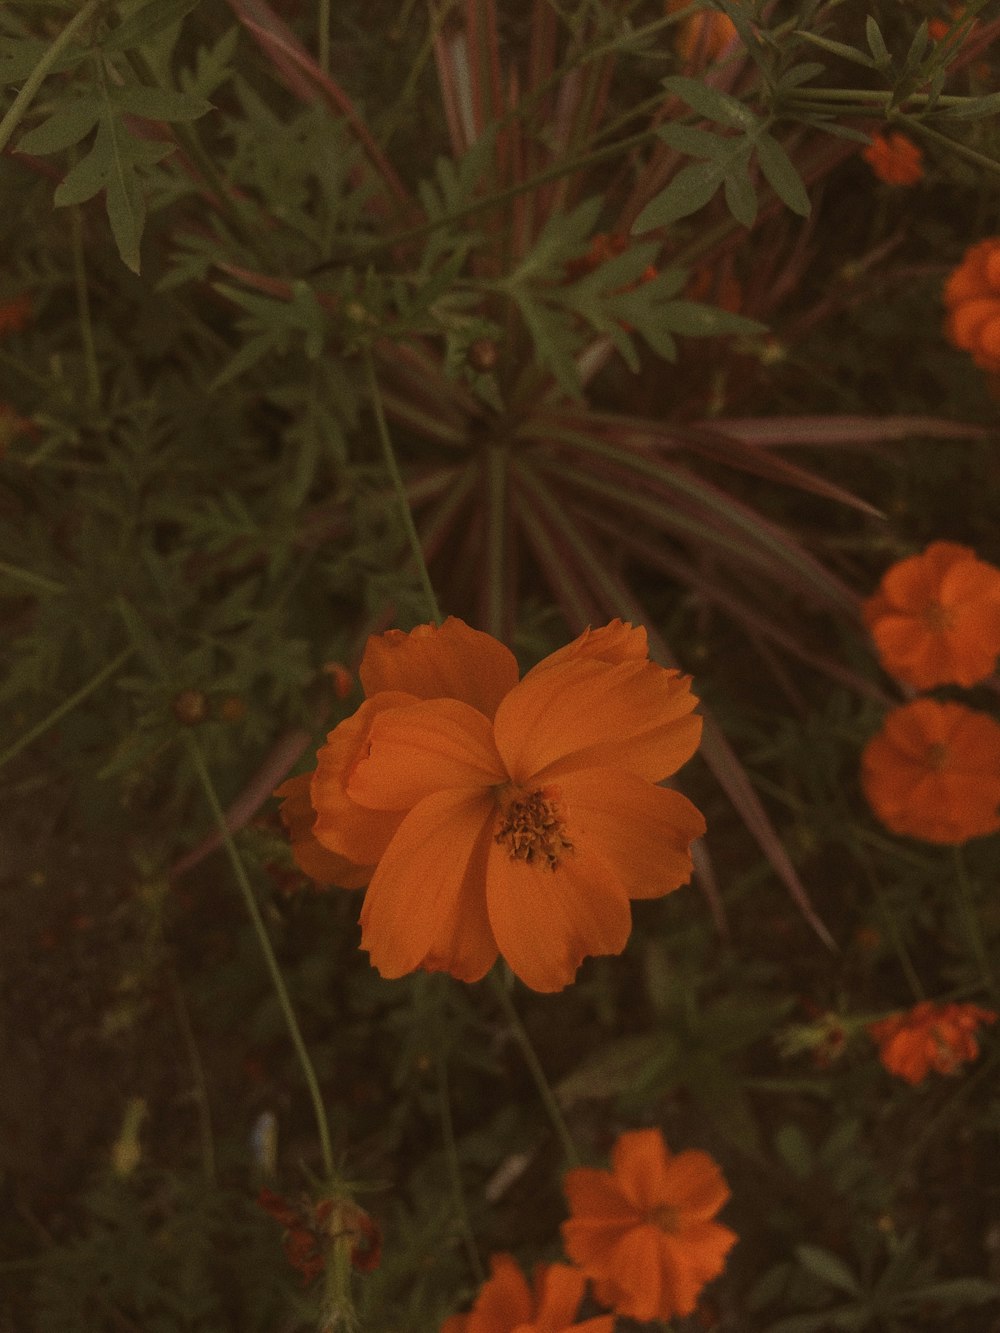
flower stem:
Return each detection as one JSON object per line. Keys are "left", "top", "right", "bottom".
{"left": 489, "top": 969, "right": 580, "bottom": 1168}
{"left": 71, "top": 204, "right": 101, "bottom": 406}
{"left": 0, "top": 646, "right": 133, "bottom": 773}
{"left": 952, "top": 848, "right": 996, "bottom": 997}
{"left": 184, "top": 734, "right": 335, "bottom": 1179}
{"left": 361, "top": 346, "right": 442, "bottom": 625}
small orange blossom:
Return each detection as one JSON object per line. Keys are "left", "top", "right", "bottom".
{"left": 860, "top": 699, "right": 1000, "bottom": 845}
{"left": 561, "top": 1128, "right": 736, "bottom": 1323}
{"left": 861, "top": 132, "right": 923, "bottom": 186}
{"left": 943, "top": 237, "right": 1000, "bottom": 374}
{"left": 441, "top": 1254, "right": 613, "bottom": 1333}
{"left": 282, "top": 617, "right": 705, "bottom": 992}
{"left": 868, "top": 1001, "right": 997, "bottom": 1084}
{"left": 862, "top": 540, "right": 1000, "bottom": 690}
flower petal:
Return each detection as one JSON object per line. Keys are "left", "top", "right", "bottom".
{"left": 602, "top": 1223, "right": 667, "bottom": 1322}
{"left": 662, "top": 1221, "right": 737, "bottom": 1312}
{"left": 494, "top": 658, "right": 701, "bottom": 786}
{"left": 661, "top": 1150, "right": 731, "bottom": 1221}
{"left": 311, "top": 693, "right": 415, "bottom": 864}
{"left": 359, "top": 617, "right": 519, "bottom": 718}
{"left": 469, "top": 1254, "right": 533, "bottom": 1333}
{"left": 486, "top": 837, "right": 632, "bottom": 992}
{"left": 557, "top": 769, "right": 705, "bottom": 900}
{"left": 610, "top": 1129, "right": 672, "bottom": 1213}
{"left": 359, "top": 789, "right": 498, "bottom": 982}
{"left": 524, "top": 620, "right": 650, "bottom": 674}
{"left": 347, "top": 698, "right": 505, "bottom": 810}
{"left": 532, "top": 1262, "right": 587, "bottom": 1328}
{"left": 274, "top": 774, "right": 371, "bottom": 888}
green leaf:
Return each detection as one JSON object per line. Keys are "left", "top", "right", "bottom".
{"left": 755, "top": 133, "right": 811, "bottom": 216}
{"left": 633, "top": 158, "right": 725, "bottom": 230}
{"left": 17, "top": 97, "right": 101, "bottom": 154}
{"left": 54, "top": 114, "right": 172, "bottom": 272}
{"left": 937, "top": 89, "right": 1000, "bottom": 118}
{"left": 656, "top": 123, "right": 728, "bottom": 159}
{"left": 904, "top": 1278, "right": 1000, "bottom": 1307}
{"left": 774, "top": 1123, "right": 813, "bottom": 1179}
{"left": 110, "top": 84, "right": 212, "bottom": 121}
{"left": 660, "top": 300, "right": 766, "bottom": 337}
{"left": 661, "top": 75, "right": 759, "bottom": 131}
{"left": 723, "top": 162, "right": 757, "bottom": 227}
{"left": 101, "top": 0, "right": 202, "bottom": 51}
{"left": 795, "top": 1245, "right": 861, "bottom": 1296}
{"left": 796, "top": 32, "right": 877, "bottom": 69}
{"left": 865, "top": 17, "right": 891, "bottom": 66}
{"left": 0, "top": 35, "right": 88, "bottom": 83}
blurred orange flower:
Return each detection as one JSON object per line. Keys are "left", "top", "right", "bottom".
{"left": 868, "top": 1000, "right": 997, "bottom": 1084}
{"left": 943, "top": 236, "right": 1000, "bottom": 374}
{"left": 860, "top": 699, "right": 1000, "bottom": 844}
{"left": 287, "top": 617, "right": 704, "bottom": 991}
{"left": 561, "top": 1128, "right": 736, "bottom": 1323}
{"left": 667, "top": 0, "right": 738, "bottom": 63}
{"left": 861, "top": 132, "right": 923, "bottom": 186}
{"left": 0, "top": 292, "right": 31, "bottom": 336}
{"left": 441, "top": 1254, "right": 613, "bottom": 1333}
{"left": 862, "top": 540, "right": 1000, "bottom": 689}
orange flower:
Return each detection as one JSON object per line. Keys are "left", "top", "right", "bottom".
{"left": 667, "top": 0, "right": 738, "bottom": 63}
{"left": 860, "top": 699, "right": 1000, "bottom": 844}
{"left": 0, "top": 292, "right": 31, "bottom": 337}
{"left": 943, "top": 236, "right": 1000, "bottom": 374}
{"left": 868, "top": 1000, "right": 997, "bottom": 1084}
{"left": 289, "top": 617, "right": 704, "bottom": 991}
{"left": 861, "top": 132, "right": 923, "bottom": 186}
{"left": 561, "top": 1128, "right": 736, "bottom": 1323}
{"left": 441, "top": 1254, "right": 614, "bottom": 1333}
{"left": 862, "top": 540, "right": 1000, "bottom": 689}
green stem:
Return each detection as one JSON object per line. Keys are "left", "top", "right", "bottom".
{"left": 0, "top": 0, "right": 105, "bottom": 156}
{"left": 900, "top": 117, "right": 1000, "bottom": 178}
{"left": 489, "top": 969, "right": 580, "bottom": 1168}
{"left": 318, "top": 0, "right": 331, "bottom": 76}
{"left": 71, "top": 205, "right": 101, "bottom": 406}
{"left": 169, "top": 968, "right": 217, "bottom": 1184}
{"left": 0, "top": 646, "right": 132, "bottom": 773}
{"left": 361, "top": 347, "right": 442, "bottom": 625}
{"left": 0, "top": 560, "right": 66, "bottom": 595}
{"left": 952, "top": 848, "right": 996, "bottom": 996}
{"left": 861, "top": 857, "right": 924, "bottom": 1002}
{"left": 184, "top": 734, "right": 335, "bottom": 1180}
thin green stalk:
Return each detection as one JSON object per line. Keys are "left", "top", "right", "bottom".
{"left": 0, "top": 0, "right": 105, "bottom": 156}
{"left": 0, "top": 561, "right": 66, "bottom": 595}
{"left": 169, "top": 968, "right": 217, "bottom": 1184}
{"left": 0, "top": 646, "right": 132, "bottom": 772}
{"left": 900, "top": 116, "right": 1000, "bottom": 179}
{"left": 361, "top": 347, "right": 442, "bottom": 625}
{"left": 71, "top": 205, "right": 101, "bottom": 406}
{"left": 483, "top": 445, "right": 507, "bottom": 640}
{"left": 952, "top": 848, "right": 996, "bottom": 996}
{"left": 433, "top": 1035, "right": 485, "bottom": 1283}
{"left": 489, "top": 969, "right": 580, "bottom": 1168}
{"left": 318, "top": 0, "right": 331, "bottom": 76}
{"left": 859, "top": 856, "right": 924, "bottom": 1002}
{"left": 184, "top": 734, "right": 334, "bottom": 1180}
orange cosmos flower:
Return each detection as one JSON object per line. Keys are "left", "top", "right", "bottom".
{"left": 290, "top": 617, "right": 704, "bottom": 992}
{"left": 860, "top": 699, "right": 1000, "bottom": 845}
{"left": 441, "top": 1254, "right": 614, "bottom": 1333}
{"left": 862, "top": 540, "right": 1000, "bottom": 690}
{"left": 562, "top": 1128, "right": 736, "bottom": 1323}
{"left": 943, "top": 236, "right": 1000, "bottom": 374}
{"left": 861, "top": 132, "right": 923, "bottom": 186}
{"left": 868, "top": 1000, "right": 997, "bottom": 1084}
{"left": 667, "top": 0, "right": 738, "bottom": 63}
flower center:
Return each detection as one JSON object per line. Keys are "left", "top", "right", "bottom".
{"left": 650, "top": 1203, "right": 680, "bottom": 1233}
{"left": 494, "top": 785, "right": 574, "bottom": 870}
{"left": 922, "top": 601, "right": 954, "bottom": 632}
